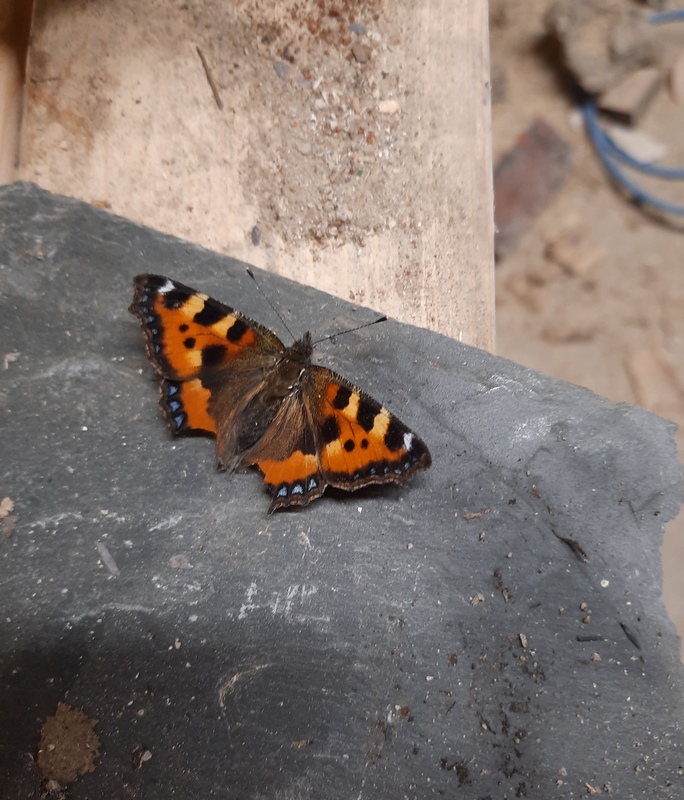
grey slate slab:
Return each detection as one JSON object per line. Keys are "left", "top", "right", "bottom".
{"left": 0, "top": 182, "right": 683, "bottom": 799}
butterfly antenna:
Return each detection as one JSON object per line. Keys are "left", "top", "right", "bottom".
{"left": 312, "top": 315, "right": 387, "bottom": 346}
{"left": 246, "top": 268, "right": 296, "bottom": 341}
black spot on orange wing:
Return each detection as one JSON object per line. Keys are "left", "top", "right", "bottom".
{"left": 332, "top": 385, "right": 352, "bottom": 409}
{"left": 321, "top": 416, "right": 340, "bottom": 444}
{"left": 163, "top": 287, "right": 191, "bottom": 309}
{"left": 356, "top": 399, "right": 377, "bottom": 432}
{"left": 201, "top": 344, "right": 226, "bottom": 367}
{"left": 384, "top": 418, "right": 405, "bottom": 452}
{"left": 227, "top": 318, "right": 249, "bottom": 343}
{"left": 305, "top": 369, "right": 432, "bottom": 496}
{"left": 193, "top": 303, "right": 225, "bottom": 327}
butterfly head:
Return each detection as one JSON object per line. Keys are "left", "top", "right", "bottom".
{"left": 291, "top": 331, "right": 314, "bottom": 361}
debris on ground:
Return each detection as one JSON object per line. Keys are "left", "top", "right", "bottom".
{"left": 37, "top": 703, "right": 101, "bottom": 787}
{"left": 493, "top": 119, "right": 575, "bottom": 260}
{"left": 605, "top": 125, "right": 667, "bottom": 163}
{"left": 544, "top": 214, "right": 605, "bottom": 277}
{"left": 597, "top": 66, "right": 663, "bottom": 123}
{"left": 545, "top": 0, "right": 658, "bottom": 94}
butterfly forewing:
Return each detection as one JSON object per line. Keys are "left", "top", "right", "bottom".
{"left": 130, "top": 274, "right": 285, "bottom": 435}
{"left": 130, "top": 274, "right": 284, "bottom": 378}
{"left": 306, "top": 367, "right": 431, "bottom": 490}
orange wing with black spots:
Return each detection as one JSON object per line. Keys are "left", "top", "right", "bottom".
{"left": 130, "top": 274, "right": 431, "bottom": 513}
{"left": 308, "top": 369, "right": 430, "bottom": 491}
{"left": 239, "top": 366, "right": 430, "bottom": 513}
{"left": 130, "top": 274, "right": 283, "bottom": 436}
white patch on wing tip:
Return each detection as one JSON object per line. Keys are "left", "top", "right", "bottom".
{"left": 159, "top": 279, "right": 176, "bottom": 294}
{"left": 403, "top": 432, "right": 414, "bottom": 451}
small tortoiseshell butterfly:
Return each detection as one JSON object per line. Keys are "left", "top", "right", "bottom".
{"left": 130, "top": 275, "right": 431, "bottom": 513}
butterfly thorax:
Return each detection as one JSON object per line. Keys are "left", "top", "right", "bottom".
{"left": 269, "top": 332, "right": 314, "bottom": 398}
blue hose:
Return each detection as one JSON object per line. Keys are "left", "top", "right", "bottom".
{"left": 581, "top": 9, "right": 684, "bottom": 215}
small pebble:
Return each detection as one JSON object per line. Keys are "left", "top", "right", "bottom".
{"left": 251, "top": 225, "right": 261, "bottom": 246}
{"left": 169, "top": 554, "right": 194, "bottom": 570}
{"left": 352, "top": 43, "right": 372, "bottom": 63}
{"left": 273, "top": 61, "right": 290, "bottom": 80}
{"left": 379, "top": 99, "right": 400, "bottom": 115}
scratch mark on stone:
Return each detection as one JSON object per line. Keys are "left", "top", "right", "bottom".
{"left": 96, "top": 541, "right": 120, "bottom": 576}
{"left": 238, "top": 581, "right": 258, "bottom": 619}
{"left": 149, "top": 514, "right": 183, "bottom": 531}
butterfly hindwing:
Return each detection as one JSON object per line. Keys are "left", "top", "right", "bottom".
{"left": 163, "top": 377, "right": 216, "bottom": 435}
{"left": 130, "top": 274, "right": 432, "bottom": 513}
{"left": 245, "top": 367, "right": 431, "bottom": 513}
{"left": 241, "top": 390, "right": 326, "bottom": 513}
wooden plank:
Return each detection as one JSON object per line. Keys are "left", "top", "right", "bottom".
{"left": 0, "top": 0, "right": 32, "bottom": 184}
{"left": 17, "top": 0, "right": 494, "bottom": 350}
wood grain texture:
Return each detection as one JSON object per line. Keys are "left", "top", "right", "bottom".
{"left": 0, "top": 0, "right": 32, "bottom": 184}
{"left": 17, "top": 0, "right": 494, "bottom": 349}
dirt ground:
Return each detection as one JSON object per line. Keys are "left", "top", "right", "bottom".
{"left": 490, "top": 0, "right": 684, "bottom": 658}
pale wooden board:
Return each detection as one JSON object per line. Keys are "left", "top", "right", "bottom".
{"left": 18, "top": 0, "right": 494, "bottom": 350}
{"left": 0, "top": 0, "right": 29, "bottom": 184}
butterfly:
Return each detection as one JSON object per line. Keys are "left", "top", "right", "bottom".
{"left": 129, "top": 274, "right": 431, "bottom": 513}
